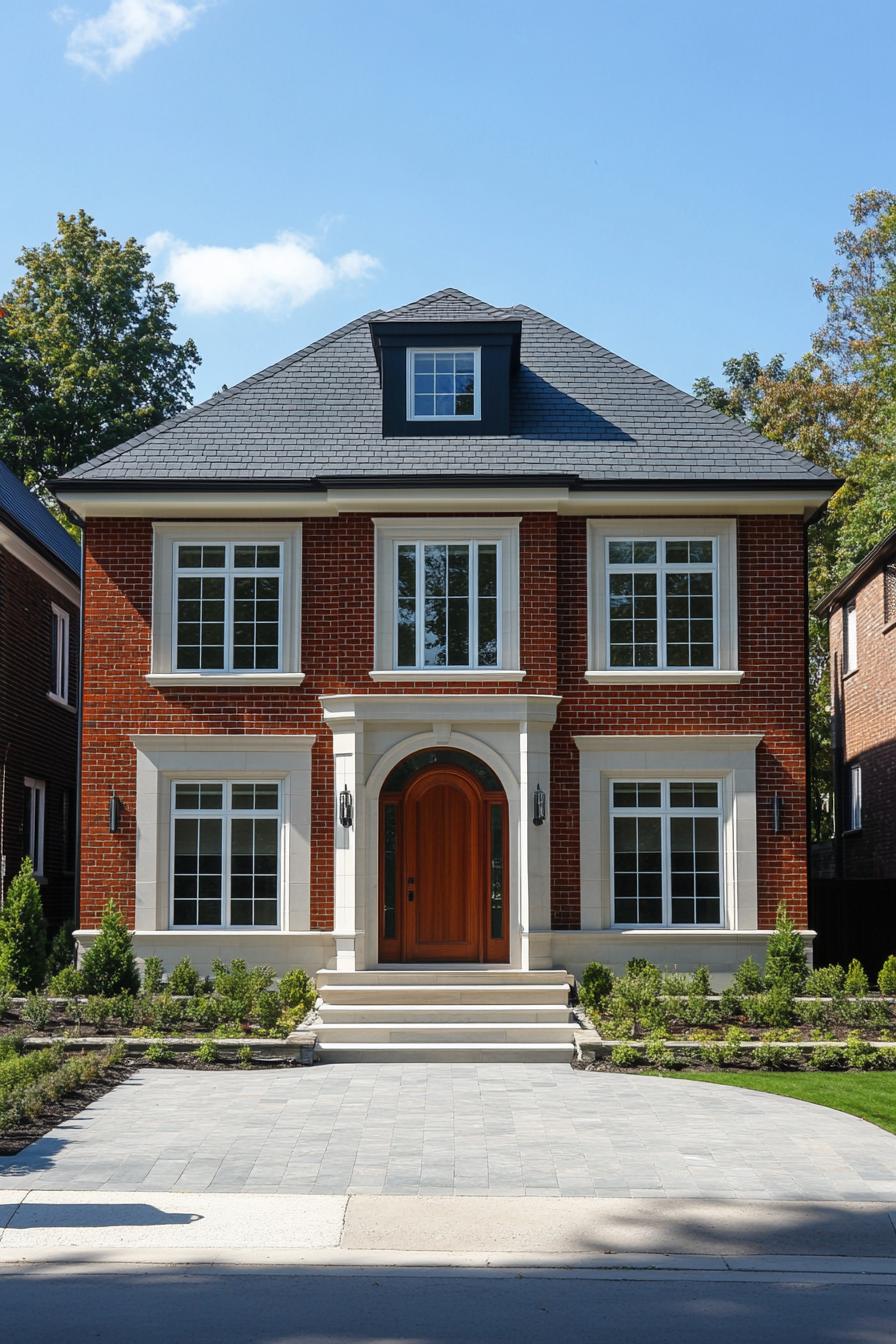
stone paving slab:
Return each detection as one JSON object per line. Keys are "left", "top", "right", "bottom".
{"left": 1, "top": 1065, "right": 896, "bottom": 1199}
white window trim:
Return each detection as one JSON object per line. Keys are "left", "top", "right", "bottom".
{"left": 48, "top": 603, "right": 71, "bottom": 708}
{"left": 149, "top": 522, "right": 303, "bottom": 687}
{"left": 586, "top": 518, "right": 741, "bottom": 684}
{"left": 131, "top": 735, "right": 315, "bottom": 935}
{"left": 406, "top": 347, "right": 481, "bottom": 421}
{"left": 843, "top": 600, "right": 858, "bottom": 675}
{"left": 170, "top": 780, "right": 283, "bottom": 930}
{"left": 23, "top": 777, "right": 46, "bottom": 877}
{"left": 847, "top": 764, "right": 862, "bottom": 833}
{"left": 608, "top": 778, "right": 725, "bottom": 929}
{"left": 576, "top": 734, "right": 762, "bottom": 933}
{"left": 371, "top": 517, "right": 522, "bottom": 677}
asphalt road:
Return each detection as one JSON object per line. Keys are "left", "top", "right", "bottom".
{"left": 3, "top": 1266, "right": 895, "bottom": 1344}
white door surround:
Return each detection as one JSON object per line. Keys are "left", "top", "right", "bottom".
{"left": 319, "top": 694, "right": 561, "bottom": 972}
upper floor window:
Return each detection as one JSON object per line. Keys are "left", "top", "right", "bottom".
{"left": 396, "top": 541, "right": 498, "bottom": 668}
{"left": 847, "top": 765, "right": 862, "bottom": 832}
{"left": 171, "top": 780, "right": 281, "bottom": 928}
{"left": 884, "top": 563, "right": 896, "bottom": 627}
{"left": 23, "top": 777, "right": 46, "bottom": 877}
{"left": 610, "top": 779, "right": 723, "bottom": 927}
{"left": 372, "top": 517, "right": 521, "bottom": 677}
{"left": 843, "top": 600, "right": 858, "bottom": 674}
{"left": 407, "top": 349, "right": 480, "bottom": 421}
{"left": 150, "top": 523, "right": 303, "bottom": 685}
{"left": 587, "top": 519, "right": 739, "bottom": 682}
{"left": 50, "top": 604, "right": 70, "bottom": 703}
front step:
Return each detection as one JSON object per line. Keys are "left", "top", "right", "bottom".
{"left": 316, "top": 1042, "right": 575, "bottom": 1064}
{"left": 314, "top": 968, "right": 577, "bottom": 1064}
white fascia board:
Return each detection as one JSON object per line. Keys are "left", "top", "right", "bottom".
{"left": 0, "top": 522, "right": 80, "bottom": 605}
{"left": 56, "top": 486, "right": 833, "bottom": 520}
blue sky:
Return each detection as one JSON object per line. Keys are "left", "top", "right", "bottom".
{"left": 3, "top": 0, "right": 895, "bottom": 404}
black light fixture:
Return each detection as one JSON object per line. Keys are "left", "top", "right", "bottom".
{"left": 771, "top": 792, "right": 784, "bottom": 834}
{"left": 108, "top": 789, "right": 121, "bottom": 834}
{"left": 339, "top": 784, "right": 354, "bottom": 829}
{"left": 533, "top": 782, "right": 546, "bottom": 827}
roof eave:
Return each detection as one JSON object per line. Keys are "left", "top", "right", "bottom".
{"left": 814, "top": 525, "right": 896, "bottom": 616}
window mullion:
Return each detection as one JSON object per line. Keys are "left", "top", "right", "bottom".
{"left": 222, "top": 783, "right": 231, "bottom": 929}
{"left": 224, "top": 545, "right": 234, "bottom": 674}
{"left": 471, "top": 542, "right": 478, "bottom": 670}
{"left": 658, "top": 542, "right": 668, "bottom": 670}
{"left": 661, "top": 781, "right": 671, "bottom": 925}
{"left": 416, "top": 542, "right": 424, "bottom": 668}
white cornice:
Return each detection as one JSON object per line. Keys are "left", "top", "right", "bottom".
{"left": 55, "top": 486, "right": 833, "bottom": 521}
{"left": 0, "top": 522, "right": 80, "bottom": 605}
{"left": 319, "top": 692, "right": 562, "bottom": 729}
{"left": 574, "top": 733, "right": 764, "bottom": 752}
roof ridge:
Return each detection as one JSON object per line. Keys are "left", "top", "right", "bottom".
{"left": 513, "top": 304, "right": 832, "bottom": 478}
{"left": 62, "top": 306, "right": 386, "bottom": 480}
{"left": 377, "top": 288, "right": 500, "bottom": 319}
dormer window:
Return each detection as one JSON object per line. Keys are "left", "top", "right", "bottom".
{"left": 407, "top": 349, "right": 480, "bottom": 421}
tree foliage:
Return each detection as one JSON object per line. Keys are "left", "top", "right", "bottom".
{"left": 0, "top": 210, "right": 199, "bottom": 491}
{"left": 80, "top": 900, "right": 139, "bottom": 997}
{"left": 0, "top": 858, "right": 47, "bottom": 993}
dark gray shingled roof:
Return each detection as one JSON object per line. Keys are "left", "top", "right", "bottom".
{"left": 58, "top": 289, "right": 837, "bottom": 489}
{"left": 0, "top": 461, "right": 81, "bottom": 577}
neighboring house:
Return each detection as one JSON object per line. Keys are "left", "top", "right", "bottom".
{"left": 53, "top": 288, "right": 837, "bottom": 1032}
{"left": 0, "top": 462, "right": 81, "bottom": 932}
{"left": 815, "top": 528, "right": 896, "bottom": 881}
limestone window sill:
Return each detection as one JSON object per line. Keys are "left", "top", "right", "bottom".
{"left": 584, "top": 669, "right": 745, "bottom": 686}
{"left": 368, "top": 669, "right": 527, "bottom": 683}
{"left": 146, "top": 672, "right": 306, "bottom": 688}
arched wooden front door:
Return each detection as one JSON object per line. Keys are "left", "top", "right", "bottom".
{"left": 379, "top": 750, "right": 509, "bottom": 963}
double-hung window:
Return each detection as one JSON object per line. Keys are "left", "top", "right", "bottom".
{"left": 407, "top": 349, "right": 480, "bottom": 420}
{"left": 843, "top": 600, "right": 858, "bottom": 674}
{"left": 171, "top": 781, "right": 281, "bottom": 928}
{"left": 23, "top": 777, "right": 46, "bottom": 877}
{"left": 50, "top": 604, "right": 70, "bottom": 703}
{"left": 395, "top": 540, "right": 499, "bottom": 669}
{"left": 174, "top": 543, "right": 282, "bottom": 672}
{"left": 610, "top": 780, "right": 723, "bottom": 926}
{"left": 847, "top": 765, "right": 862, "bottom": 832}
{"left": 607, "top": 538, "right": 716, "bottom": 669}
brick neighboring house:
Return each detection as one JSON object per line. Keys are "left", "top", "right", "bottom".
{"left": 816, "top": 528, "right": 896, "bottom": 880}
{"left": 1, "top": 462, "right": 81, "bottom": 932}
{"left": 53, "top": 289, "right": 837, "bottom": 1036}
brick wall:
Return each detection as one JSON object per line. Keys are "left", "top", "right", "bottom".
{"left": 829, "top": 568, "right": 896, "bottom": 879}
{"left": 79, "top": 511, "right": 809, "bottom": 932}
{"left": 0, "top": 547, "right": 79, "bottom": 930}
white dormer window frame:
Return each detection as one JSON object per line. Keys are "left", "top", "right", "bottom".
{"left": 406, "top": 348, "right": 481, "bottom": 421}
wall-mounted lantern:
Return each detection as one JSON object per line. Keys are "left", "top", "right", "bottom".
{"left": 771, "top": 792, "right": 784, "bottom": 835}
{"left": 108, "top": 789, "right": 121, "bottom": 834}
{"left": 339, "top": 784, "right": 354, "bottom": 829}
{"left": 533, "top": 781, "right": 547, "bottom": 827}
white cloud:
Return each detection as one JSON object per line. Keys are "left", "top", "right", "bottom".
{"left": 146, "top": 230, "right": 381, "bottom": 316}
{"left": 64, "top": 0, "right": 204, "bottom": 77}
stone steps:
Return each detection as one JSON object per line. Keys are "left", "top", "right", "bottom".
{"left": 314, "top": 969, "right": 576, "bottom": 1063}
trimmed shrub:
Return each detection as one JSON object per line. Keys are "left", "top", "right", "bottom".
{"left": 718, "top": 987, "right": 743, "bottom": 1020}
{"left": 763, "top": 903, "right": 808, "bottom": 993}
{"left": 878, "top": 955, "right": 896, "bottom": 996}
{"left": 751, "top": 984, "right": 795, "bottom": 1028}
{"left": 579, "top": 962, "right": 614, "bottom": 1013}
{"left": 48, "top": 966, "right": 83, "bottom": 997}
{"left": 0, "top": 858, "right": 47, "bottom": 992}
{"left": 211, "top": 959, "right": 274, "bottom": 1022}
{"left": 625, "top": 958, "right": 658, "bottom": 978}
{"left": 142, "top": 956, "right": 164, "bottom": 996}
{"left": 607, "top": 965, "right": 666, "bottom": 1036}
{"left": 253, "top": 990, "right": 281, "bottom": 1031}
{"left": 811, "top": 1046, "right": 848, "bottom": 1071}
{"left": 644, "top": 1033, "right": 676, "bottom": 1070}
{"left": 679, "top": 991, "right": 719, "bottom": 1027}
{"left": 22, "top": 993, "right": 52, "bottom": 1031}
{"left": 85, "top": 996, "right": 112, "bottom": 1030}
{"left": 237, "top": 1045, "right": 253, "bottom": 1069}
{"left": 732, "top": 956, "right": 764, "bottom": 996}
{"left": 278, "top": 968, "right": 316, "bottom": 1015}
{"left": 845, "top": 1032, "right": 880, "bottom": 1071}
{"left": 80, "top": 901, "right": 139, "bottom": 996}
{"left": 110, "top": 992, "right": 136, "bottom": 1027}
{"left": 798, "top": 998, "right": 830, "bottom": 1029}
{"left": 609, "top": 1043, "right": 642, "bottom": 1069}
{"left": 145, "top": 993, "right": 184, "bottom": 1033}
{"left": 46, "top": 920, "right": 75, "bottom": 977}
{"left": 193, "top": 1040, "right": 218, "bottom": 1065}
{"left": 188, "top": 995, "right": 227, "bottom": 1031}
{"left": 701, "top": 1026, "right": 749, "bottom": 1069}
{"left": 753, "top": 1044, "right": 801, "bottom": 1071}
{"left": 690, "top": 965, "right": 711, "bottom": 996}
{"left": 805, "top": 964, "right": 846, "bottom": 997}
{"left": 843, "top": 958, "right": 870, "bottom": 997}
{"left": 167, "top": 957, "right": 201, "bottom": 997}
{"left": 661, "top": 972, "right": 691, "bottom": 996}
{"left": 144, "top": 1043, "right": 175, "bottom": 1064}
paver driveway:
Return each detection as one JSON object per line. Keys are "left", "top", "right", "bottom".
{"left": 2, "top": 1064, "right": 896, "bottom": 1199}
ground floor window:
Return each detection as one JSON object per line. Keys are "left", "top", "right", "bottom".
{"left": 171, "top": 780, "right": 281, "bottom": 928}
{"left": 23, "top": 777, "right": 46, "bottom": 877}
{"left": 610, "top": 779, "right": 722, "bottom": 926}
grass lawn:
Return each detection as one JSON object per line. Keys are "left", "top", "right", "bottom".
{"left": 672, "top": 1071, "right": 896, "bottom": 1137}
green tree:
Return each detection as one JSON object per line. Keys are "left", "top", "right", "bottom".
{"left": 0, "top": 858, "right": 47, "bottom": 992}
{"left": 0, "top": 210, "right": 199, "bottom": 492}
{"left": 80, "top": 900, "right": 139, "bottom": 996}
{"left": 764, "top": 902, "right": 809, "bottom": 994}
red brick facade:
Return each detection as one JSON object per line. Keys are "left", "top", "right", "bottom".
{"left": 79, "top": 511, "right": 809, "bottom": 932}
{"left": 0, "top": 546, "right": 79, "bottom": 930}
{"left": 829, "top": 562, "right": 896, "bottom": 879}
